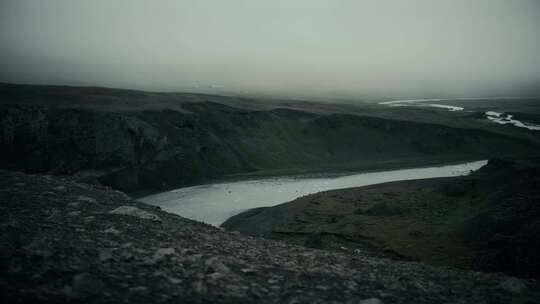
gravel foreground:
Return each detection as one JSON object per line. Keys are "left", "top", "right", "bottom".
{"left": 1, "top": 170, "right": 538, "bottom": 303}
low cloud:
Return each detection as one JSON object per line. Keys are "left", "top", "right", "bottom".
{"left": 1, "top": 0, "right": 539, "bottom": 99}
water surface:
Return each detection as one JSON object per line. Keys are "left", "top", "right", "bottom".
{"left": 140, "top": 160, "right": 487, "bottom": 226}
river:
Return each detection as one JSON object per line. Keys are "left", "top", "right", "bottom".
{"left": 139, "top": 160, "right": 487, "bottom": 226}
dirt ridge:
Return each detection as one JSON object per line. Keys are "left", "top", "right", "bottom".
{"left": 1, "top": 169, "right": 539, "bottom": 303}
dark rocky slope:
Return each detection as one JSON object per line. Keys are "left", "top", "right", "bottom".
{"left": 1, "top": 170, "right": 539, "bottom": 303}
{"left": 223, "top": 158, "right": 540, "bottom": 279}
{"left": 2, "top": 84, "right": 538, "bottom": 193}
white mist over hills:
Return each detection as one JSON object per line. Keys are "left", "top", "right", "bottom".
{"left": 1, "top": 0, "right": 540, "bottom": 99}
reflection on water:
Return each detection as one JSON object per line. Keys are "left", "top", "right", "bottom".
{"left": 139, "top": 160, "right": 487, "bottom": 226}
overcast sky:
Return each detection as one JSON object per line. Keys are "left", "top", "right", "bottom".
{"left": 1, "top": 0, "right": 539, "bottom": 99}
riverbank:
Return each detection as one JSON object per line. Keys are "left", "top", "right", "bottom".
{"left": 1, "top": 169, "right": 539, "bottom": 303}
{"left": 223, "top": 158, "right": 540, "bottom": 279}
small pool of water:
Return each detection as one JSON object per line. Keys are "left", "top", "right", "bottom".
{"left": 139, "top": 160, "right": 487, "bottom": 226}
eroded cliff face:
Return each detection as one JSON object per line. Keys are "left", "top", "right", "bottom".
{"left": 1, "top": 105, "right": 164, "bottom": 190}
{"left": 1, "top": 101, "right": 538, "bottom": 192}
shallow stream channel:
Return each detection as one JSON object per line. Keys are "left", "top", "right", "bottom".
{"left": 139, "top": 160, "right": 487, "bottom": 226}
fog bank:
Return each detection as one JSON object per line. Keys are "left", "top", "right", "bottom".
{"left": 1, "top": 0, "right": 539, "bottom": 99}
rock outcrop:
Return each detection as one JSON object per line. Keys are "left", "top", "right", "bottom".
{"left": 1, "top": 170, "right": 539, "bottom": 303}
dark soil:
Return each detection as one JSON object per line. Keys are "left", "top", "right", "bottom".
{"left": 2, "top": 170, "right": 539, "bottom": 303}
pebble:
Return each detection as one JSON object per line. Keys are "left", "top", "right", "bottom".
{"left": 129, "top": 286, "right": 149, "bottom": 295}
{"left": 169, "top": 277, "right": 182, "bottom": 284}
{"left": 192, "top": 280, "right": 206, "bottom": 294}
{"left": 152, "top": 247, "right": 175, "bottom": 262}
{"left": 104, "top": 227, "right": 121, "bottom": 235}
{"left": 499, "top": 277, "right": 527, "bottom": 294}
{"left": 121, "top": 251, "right": 134, "bottom": 261}
{"left": 98, "top": 249, "right": 113, "bottom": 262}
{"left": 77, "top": 195, "right": 97, "bottom": 203}
{"left": 109, "top": 206, "right": 161, "bottom": 222}
{"left": 240, "top": 267, "right": 256, "bottom": 274}
{"left": 205, "top": 257, "right": 230, "bottom": 274}
{"left": 359, "top": 298, "right": 384, "bottom": 304}
{"left": 316, "top": 285, "right": 330, "bottom": 291}
{"left": 72, "top": 272, "right": 104, "bottom": 296}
